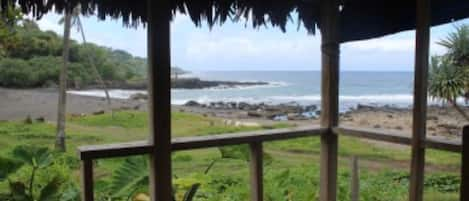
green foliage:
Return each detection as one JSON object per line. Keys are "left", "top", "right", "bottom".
{"left": 0, "top": 6, "right": 22, "bottom": 58}
{"left": 0, "top": 19, "right": 145, "bottom": 88}
{"left": 429, "top": 55, "right": 466, "bottom": 103}
{"left": 0, "top": 145, "right": 70, "bottom": 201}
{"left": 438, "top": 25, "right": 469, "bottom": 66}
{"left": 0, "top": 157, "right": 23, "bottom": 181}
{"left": 109, "top": 156, "right": 149, "bottom": 198}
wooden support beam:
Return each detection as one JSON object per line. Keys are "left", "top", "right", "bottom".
{"left": 409, "top": 0, "right": 430, "bottom": 200}
{"left": 350, "top": 156, "right": 359, "bottom": 201}
{"left": 147, "top": 0, "right": 172, "bottom": 200}
{"left": 81, "top": 160, "right": 94, "bottom": 201}
{"left": 461, "top": 126, "right": 469, "bottom": 201}
{"left": 249, "top": 142, "right": 263, "bottom": 201}
{"left": 319, "top": 0, "right": 340, "bottom": 200}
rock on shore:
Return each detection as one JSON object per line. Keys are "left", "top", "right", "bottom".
{"left": 80, "top": 78, "right": 269, "bottom": 90}
{"left": 183, "top": 101, "right": 318, "bottom": 121}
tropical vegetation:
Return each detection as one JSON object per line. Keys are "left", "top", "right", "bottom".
{"left": 0, "top": 14, "right": 147, "bottom": 89}
{"left": 0, "top": 111, "right": 462, "bottom": 200}
{"left": 429, "top": 25, "right": 469, "bottom": 121}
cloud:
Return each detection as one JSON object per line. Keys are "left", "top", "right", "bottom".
{"left": 34, "top": 15, "right": 62, "bottom": 33}
{"left": 344, "top": 38, "right": 415, "bottom": 52}
{"left": 183, "top": 30, "right": 321, "bottom": 70}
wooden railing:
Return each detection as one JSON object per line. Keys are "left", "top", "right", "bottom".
{"left": 78, "top": 125, "right": 468, "bottom": 201}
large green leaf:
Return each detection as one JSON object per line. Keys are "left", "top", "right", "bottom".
{"left": 110, "top": 156, "right": 149, "bottom": 198}
{"left": 0, "top": 156, "right": 23, "bottom": 181}
{"left": 9, "top": 181, "right": 30, "bottom": 201}
{"left": 38, "top": 176, "right": 64, "bottom": 201}
{"left": 12, "top": 145, "right": 53, "bottom": 168}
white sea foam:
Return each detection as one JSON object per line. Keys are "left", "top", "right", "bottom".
{"left": 69, "top": 89, "right": 467, "bottom": 110}
{"left": 68, "top": 89, "right": 146, "bottom": 99}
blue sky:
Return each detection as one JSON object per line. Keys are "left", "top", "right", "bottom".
{"left": 35, "top": 13, "right": 469, "bottom": 72}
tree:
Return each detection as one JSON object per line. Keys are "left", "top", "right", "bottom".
{"left": 429, "top": 55, "right": 469, "bottom": 121}
{"left": 55, "top": 10, "right": 72, "bottom": 152}
{"left": 429, "top": 25, "right": 469, "bottom": 122}
{"left": 437, "top": 25, "right": 469, "bottom": 101}
{"left": 60, "top": 7, "right": 113, "bottom": 117}
{"left": 0, "top": 6, "right": 22, "bottom": 58}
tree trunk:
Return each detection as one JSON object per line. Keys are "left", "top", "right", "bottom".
{"left": 55, "top": 11, "right": 71, "bottom": 152}
{"left": 451, "top": 101, "right": 469, "bottom": 122}
{"left": 77, "top": 17, "right": 113, "bottom": 118}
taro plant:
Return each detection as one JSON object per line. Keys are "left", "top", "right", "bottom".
{"left": 0, "top": 145, "right": 73, "bottom": 201}
{"left": 107, "top": 145, "right": 272, "bottom": 201}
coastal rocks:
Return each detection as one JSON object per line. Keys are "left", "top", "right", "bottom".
{"left": 172, "top": 78, "right": 269, "bottom": 89}
{"left": 130, "top": 93, "right": 148, "bottom": 100}
{"left": 184, "top": 100, "right": 201, "bottom": 107}
{"left": 184, "top": 100, "right": 318, "bottom": 121}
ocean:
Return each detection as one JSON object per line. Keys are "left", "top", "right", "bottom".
{"left": 68, "top": 71, "right": 444, "bottom": 112}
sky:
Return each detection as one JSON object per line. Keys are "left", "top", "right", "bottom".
{"left": 34, "top": 13, "right": 469, "bottom": 72}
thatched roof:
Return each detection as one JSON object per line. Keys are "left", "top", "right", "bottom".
{"left": 2, "top": 0, "right": 469, "bottom": 42}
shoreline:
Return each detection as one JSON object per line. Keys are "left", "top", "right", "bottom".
{"left": 0, "top": 88, "right": 467, "bottom": 139}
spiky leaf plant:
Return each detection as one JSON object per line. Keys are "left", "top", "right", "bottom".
{"left": 429, "top": 56, "right": 469, "bottom": 121}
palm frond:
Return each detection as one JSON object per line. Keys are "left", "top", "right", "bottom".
{"left": 110, "top": 156, "right": 149, "bottom": 198}
{"left": 0, "top": 156, "right": 23, "bottom": 181}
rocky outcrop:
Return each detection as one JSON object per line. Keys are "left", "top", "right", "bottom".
{"left": 78, "top": 78, "right": 269, "bottom": 90}
{"left": 184, "top": 101, "right": 319, "bottom": 121}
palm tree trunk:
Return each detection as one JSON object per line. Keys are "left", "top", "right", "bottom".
{"left": 451, "top": 101, "right": 469, "bottom": 122}
{"left": 55, "top": 11, "right": 72, "bottom": 152}
{"left": 77, "top": 17, "right": 113, "bottom": 118}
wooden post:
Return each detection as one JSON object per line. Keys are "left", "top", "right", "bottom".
{"left": 351, "top": 156, "right": 359, "bottom": 201}
{"left": 319, "top": 0, "right": 340, "bottom": 200}
{"left": 249, "top": 142, "right": 263, "bottom": 201}
{"left": 461, "top": 126, "right": 469, "bottom": 201}
{"left": 147, "top": 0, "right": 173, "bottom": 200}
{"left": 81, "top": 160, "right": 94, "bottom": 201}
{"left": 409, "top": 0, "right": 430, "bottom": 201}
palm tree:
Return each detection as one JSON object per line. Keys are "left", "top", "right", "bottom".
{"left": 429, "top": 55, "right": 469, "bottom": 121}
{"left": 437, "top": 25, "right": 469, "bottom": 101}
{"left": 55, "top": 7, "right": 114, "bottom": 151}
{"left": 55, "top": 10, "right": 71, "bottom": 152}
{"left": 59, "top": 7, "right": 113, "bottom": 116}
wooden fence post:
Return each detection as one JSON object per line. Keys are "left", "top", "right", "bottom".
{"left": 249, "top": 142, "right": 263, "bottom": 201}
{"left": 461, "top": 126, "right": 469, "bottom": 201}
{"left": 81, "top": 160, "right": 94, "bottom": 201}
{"left": 319, "top": 0, "right": 340, "bottom": 200}
{"left": 409, "top": 0, "right": 430, "bottom": 201}
{"left": 147, "top": 0, "right": 173, "bottom": 200}
{"left": 351, "top": 156, "right": 359, "bottom": 201}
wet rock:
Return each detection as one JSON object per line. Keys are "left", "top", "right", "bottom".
{"left": 357, "top": 104, "right": 375, "bottom": 111}
{"left": 238, "top": 102, "right": 251, "bottom": 110}
{"left": 130, "top": 93, "right": 148, "bottom": 100}
{"left": 185, "top": 100, "right": 201, "bottom": 107}
{"left": 35, "top": 116, "right": 45, "bottom": 123}
{"left": 304, "top": 105, "right": 318, "bottom": 112}
{"left": 93, "top": 110, "right": 105, "bottom": 115}
{"left": 247, "top": 111, "right": 263, "bottom": 118}
{"left": 287, "top": 113, "right": 308, "bottom": 121}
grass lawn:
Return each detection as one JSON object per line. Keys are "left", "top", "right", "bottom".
{"left": 0, "top": 110, "right": 462, "bottom": 200}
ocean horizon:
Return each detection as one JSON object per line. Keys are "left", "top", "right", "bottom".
{"left": 68, "top": 70, "right": 462, "bottom": 112}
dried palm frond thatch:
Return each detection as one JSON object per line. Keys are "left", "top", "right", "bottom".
{"left": 2, "top": 0, "right": 469, "bottom": 42}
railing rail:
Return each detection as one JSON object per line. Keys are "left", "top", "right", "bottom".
{"left": 78, "top": 125, "right": 467, "bottom": 201}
